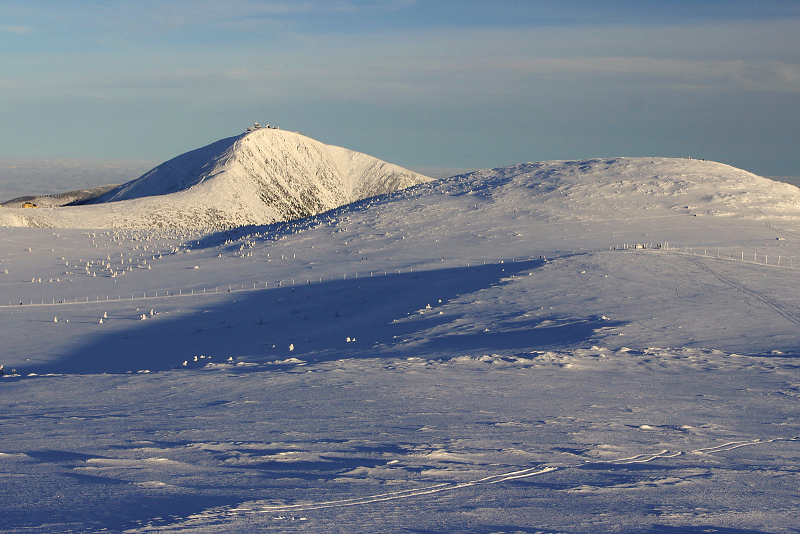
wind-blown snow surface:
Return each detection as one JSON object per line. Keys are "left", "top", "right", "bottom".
{"left": 1, "top": 157, "right": 800, "bottom": 533}
{"left": 0, "top": 129, "right": 431, "bottom": 229}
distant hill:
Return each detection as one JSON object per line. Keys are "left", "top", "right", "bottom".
{"left": 1, "top": 184, "right": 120, "bottom": 208}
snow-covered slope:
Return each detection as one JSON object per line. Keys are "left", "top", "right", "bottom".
{"left": 449, "top": 157, "right": 800, "bottom": 222}
{"left": 0, "top": 129, "right": 431, "bottom": 229}
{"left": 3, "top": 156, "right": 800, "bottom": 534}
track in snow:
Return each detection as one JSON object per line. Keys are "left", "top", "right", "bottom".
{"left": 681, "top": 254, "right": 800, "bottom": 328}
{"left": 145, "top": 435, "right": 799, "bottom": 531}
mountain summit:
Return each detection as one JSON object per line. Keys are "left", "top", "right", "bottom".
{"left": 1, "top": 128, "right": 432, "bottom": 229}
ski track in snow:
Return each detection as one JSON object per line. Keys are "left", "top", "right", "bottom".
{"left": 144, "top": 436, "right": 799, "bottom": 530}
{"left": 679, "top": 253, "right": 800, "bottom": 328}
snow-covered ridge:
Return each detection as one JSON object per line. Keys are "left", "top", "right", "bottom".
{"left": 3, "top": 151, "right": 799, "bottom": 231}
{"left": 0, "top": 129, "right": 432, "bottom": 229}
{"left": 442, "top": 158, "right": 800, "bottom": 222}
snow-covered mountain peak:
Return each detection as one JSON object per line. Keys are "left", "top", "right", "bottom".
{"left": 0, "top": 129, "right": 432, "bottom": 229}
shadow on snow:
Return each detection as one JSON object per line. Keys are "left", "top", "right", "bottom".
{"left": 25, "top": 259, "right": 621, "bottom": 375}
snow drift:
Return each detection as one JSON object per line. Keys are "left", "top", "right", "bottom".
{"left": 0, "top": 128, "right": 431, "bottom": 229}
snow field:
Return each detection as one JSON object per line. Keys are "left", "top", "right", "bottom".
{"left": 2, "top": 156, "right": 800, "bottom": 532}
{"left": 2, "top": 354, "right": 798, "bottom": 533}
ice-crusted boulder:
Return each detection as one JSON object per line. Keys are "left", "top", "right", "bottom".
{"left": 0, "top": 129, "right": 432, "bottom": 229}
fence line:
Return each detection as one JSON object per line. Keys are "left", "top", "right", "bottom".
{"left": 4, "top": 243, "right": 794, "bottom": 308}
{"left": 2, "top": 254, "right": 559, "bottom": 308}
{"left": 620, "top": 242, "right": 796, "bottom": 270}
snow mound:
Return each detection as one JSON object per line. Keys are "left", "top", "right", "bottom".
{"left": 443, "top": 157, "right": 800, "bottom": 222}
{"left": 0, "top": 129, "right": 431, "bottom": 229}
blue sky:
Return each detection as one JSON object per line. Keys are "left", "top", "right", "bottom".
{"left": 2, "top": 0, "right": 800, "bottom": 178}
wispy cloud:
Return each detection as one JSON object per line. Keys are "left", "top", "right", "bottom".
{"left": 1, "top": 1, "right": 799, "bottom": 175}
{"left": 5, "top": 20, "right": 800, "bottom": 103}
{"left": 426, "top": 56, "right": 800, "bottom": 94}
{"left": 1, "top": 25, "right": 34, "bottom": 34}
{"left": 3, "top": 0, "right": 417, "bottom": 37}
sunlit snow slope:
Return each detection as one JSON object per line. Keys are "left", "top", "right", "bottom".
{"left": 451, "top": 157, "right": 800, "bottom": 222}
{"left": 0, "top": 128, "right": 431, "bottom": 229}
{"left": 3, "top": 157, "right": 800, "bottom": 534}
